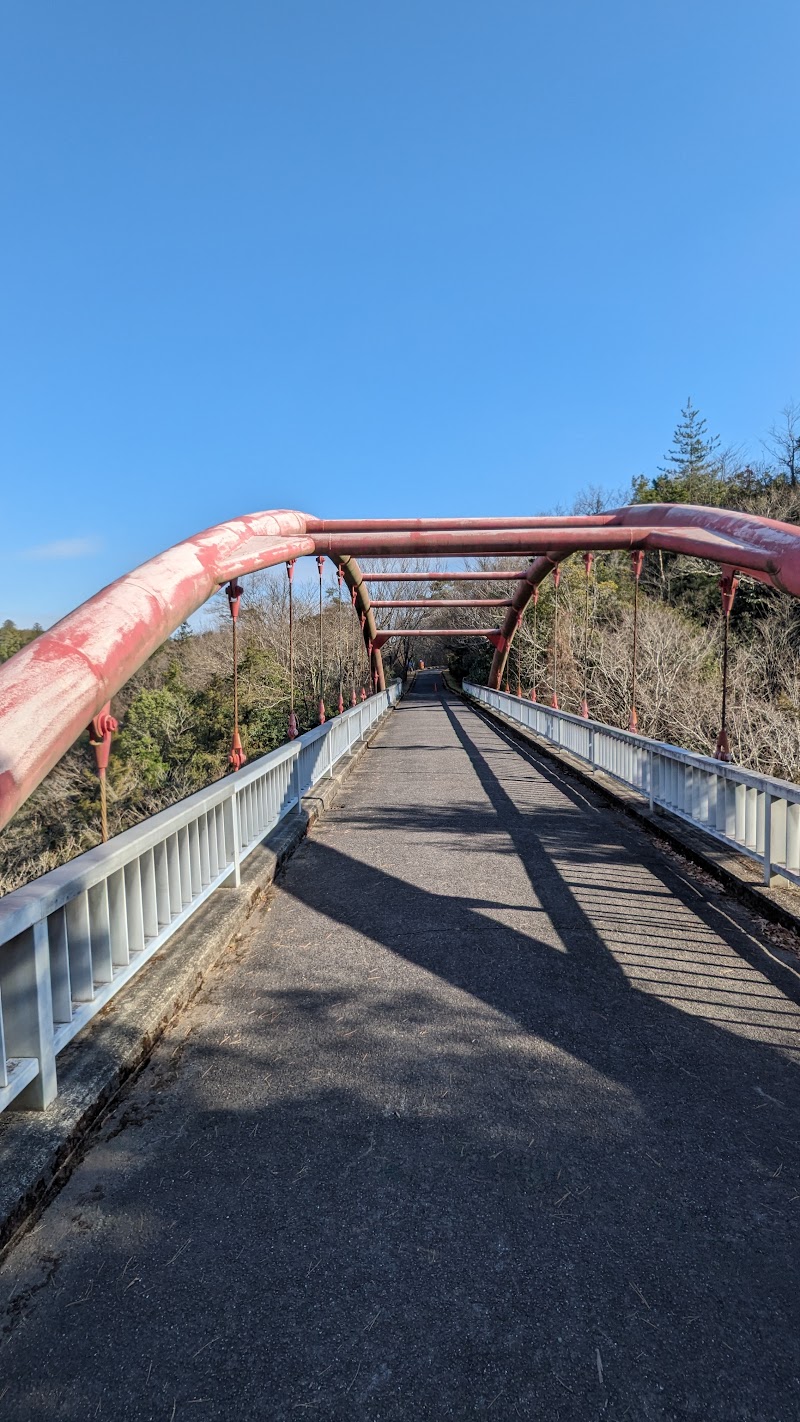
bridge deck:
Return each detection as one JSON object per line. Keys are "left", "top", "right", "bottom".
{"left": 1, "top": 672, "right": 799, "bottom": 1420}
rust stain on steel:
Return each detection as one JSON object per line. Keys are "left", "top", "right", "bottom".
{"left": 329, "top": 554, "right": 386, "bottom": 693}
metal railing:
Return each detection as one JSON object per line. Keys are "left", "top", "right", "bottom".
{"left": 0, "top": 684, "right": 401, "bottom": 1113}
{"left": 465, "top": 682, "right": 800, "bottom": 894}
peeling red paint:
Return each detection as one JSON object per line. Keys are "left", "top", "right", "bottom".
{"left": 3, "top": 502, "right": 800, "bottom": 832}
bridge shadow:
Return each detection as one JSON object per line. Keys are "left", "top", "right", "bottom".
{"left": 341, "top": 695, "right": 800, "bottom": 1016}
{"left": 262, "top": 813, "right": 800, "bottom": 1413}
{"left": 2, "top": 679, "right": 800, "bottom": 1420}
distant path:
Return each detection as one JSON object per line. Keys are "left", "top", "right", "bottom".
{"left": 1, "top": 671, "right": 799, "bottom": 1420}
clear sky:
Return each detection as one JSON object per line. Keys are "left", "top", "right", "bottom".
{"left": 2, "top": 1, "right": 799, "bottom": 627}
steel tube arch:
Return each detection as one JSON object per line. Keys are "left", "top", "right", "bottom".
{"left": 487, "top": 554, "right": 566, "bottom": 690}
{"left": 332, "top": 554, "right": 386, "bottom": 694}
{"left": 4, "top": 501, "right": 800, "bottom": 832}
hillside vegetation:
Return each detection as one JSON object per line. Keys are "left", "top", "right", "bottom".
{"left": 452, "top": 401, "right": 800, "bottom": 781}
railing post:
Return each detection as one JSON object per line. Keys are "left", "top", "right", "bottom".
{"left": 292, "top": 752, "right": 302, "bottom": 813}
{"left": 231, "top": 789, "right": 242, "bottom": 886}
{"left": 588, "top": 726, "right": 595, "bottom": 773}
{"left": 5, "top": 920, "right": 57, "bottom": 1110}
{"left": 763, "top": 791, "right": 773, "bottom": 885}
{"left": 223, "top": 788, "right": 241, "bottom": 887}
{"left": 648, "top": 748, "right": 654, "bottom": 812}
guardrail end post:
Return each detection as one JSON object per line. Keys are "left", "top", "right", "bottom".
{"left": 6, "top": 920, "right": 57, "bottom": 1110}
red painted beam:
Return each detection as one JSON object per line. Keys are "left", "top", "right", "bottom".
{"left": 360, "top": 571, "right": 527, "bottom": 581}
{"left": 369, "top": 598, "right": 512, "bottom": 608}
{"left": 373, "top": 628, "right": 500, "bottom": 646}
{"left": 306, "top": 516, "right": 616, "bottom": 533}
{"left": 309, "top": 527, "right": 774, "bottom": 572}
{"left": 312, "top": 529, "right": 652, "bottom": 558}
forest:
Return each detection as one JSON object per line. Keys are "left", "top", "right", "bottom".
{"left": 2, "top": 398, "right": 800, "bottom": 896}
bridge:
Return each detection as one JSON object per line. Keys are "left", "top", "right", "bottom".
{"left": 0, "top": 510, "right": 799, "bottom": 1417}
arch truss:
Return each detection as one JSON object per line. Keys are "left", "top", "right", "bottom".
{"left": 3, "top": 503, "right": 800, "bottom": 831}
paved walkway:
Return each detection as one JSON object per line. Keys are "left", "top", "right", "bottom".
{"left": 2, "top": 673, "right": 799, "bottom": 1421}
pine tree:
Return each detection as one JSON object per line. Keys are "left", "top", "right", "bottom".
{"left": 659, "top": 398, "right": 720, "bottom": 502}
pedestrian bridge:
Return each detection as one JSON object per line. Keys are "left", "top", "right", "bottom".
{"left": 0, "top": 671, "right": 798, "bottom": 1420}
{"left": 1, "top": 506, "right": 800, "bottom": 1418}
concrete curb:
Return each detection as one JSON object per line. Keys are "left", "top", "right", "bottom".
{"left": 452, "top": 684, "right": 800, "bottom": 941}
{"left": 0, "top": 709, "right": 393, "bottom": 1260}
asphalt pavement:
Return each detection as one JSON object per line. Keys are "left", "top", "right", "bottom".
{"left": 1, "top": 671, "right": 799, "bottom": 1421}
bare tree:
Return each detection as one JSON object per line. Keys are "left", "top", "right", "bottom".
{"left": 764, "top": 401, "right": 800, "bottom": 487}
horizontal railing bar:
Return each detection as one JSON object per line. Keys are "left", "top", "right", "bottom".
{"left": 0, "top": 691, "right": 399, "bottom": 941}
{"left": 464, "top": 682, "right": 800, "bottom": 892}
{"left": 51, "top": 864, "right": 230, "bottom": 1053}
{"left": 466, "top": 685, "right": 800, "bottom": 801}
{"left": 0, "top": 682, "right": 401, "bottom": 1114}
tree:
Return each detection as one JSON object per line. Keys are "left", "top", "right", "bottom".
{"left": 764, "top": 401, "right": 800, "bottom": 487}
{"left": 659, "top": 398, "right": 720, "bottom": 500}
{"left": 0, "top": 619, "right": 40, "bottom": 663}
{"left": 631, "top": 399, "right": 724, "bottom": 510}
{"left": 570, "top": 483, "right": 627, "bottom": 514}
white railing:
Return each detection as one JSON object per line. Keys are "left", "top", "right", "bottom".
{"left": 0, "top": 684, "right": 401, "bottom": 1113}
{"left": 465, "top": 682, "right": 800, "bottom": 894}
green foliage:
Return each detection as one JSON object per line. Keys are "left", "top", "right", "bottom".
{"left": 0, "top": 619, "right": 41, "bottom": 662}
{"left": 115, "top": 686, "right": 194, "bottom": 788}
{"left": 0, "top": 608, "right": 305, "bottom": 892}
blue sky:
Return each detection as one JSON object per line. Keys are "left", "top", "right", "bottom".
{"left": 2, "top": 1, "right": 799, "bottom": 627}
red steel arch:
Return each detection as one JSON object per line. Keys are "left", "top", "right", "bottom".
{"left": 3, "top": 501, "right": 800, "bottom": 832}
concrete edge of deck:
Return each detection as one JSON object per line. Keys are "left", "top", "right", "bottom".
{"left": 451, "top": 677, "right": 800, "bottom": 949}
{"left": 0, "top": 704, "right": 397, "bottom": 1262}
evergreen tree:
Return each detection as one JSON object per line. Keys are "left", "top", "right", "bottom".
{"left": 659, "top": 398, "right": 720, "bottom": 500}
{"left": 632, "top": 398, "right": 723, "bottom": 507}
